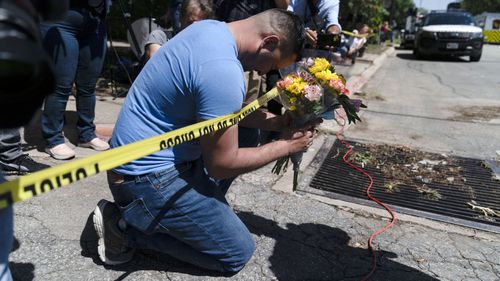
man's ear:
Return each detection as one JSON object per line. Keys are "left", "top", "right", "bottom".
{"left": 261, "top": 35, "right": 280, "bottom": 52}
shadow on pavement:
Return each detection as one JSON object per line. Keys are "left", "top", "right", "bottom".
{"left": 78, "top": 212, "right": 233, "bottom": 280}
{"left": 9, "top": 237, "right": 35, "bottom": 281}
{"left": 79, "top": 209, "right": 439, "bottom": 280}
{"left": 237, "top": 211, "right": 440, "bottom": 281}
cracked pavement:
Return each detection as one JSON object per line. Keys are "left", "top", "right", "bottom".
{"left": 8, "top": 161, "right": 500, "bottom": 281}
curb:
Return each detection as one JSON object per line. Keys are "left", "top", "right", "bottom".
{"left": 272, "top": 47, "right": 395, "bottom": 194}
{"left": 317, "top": 46, "right": 395, "bottom": 135}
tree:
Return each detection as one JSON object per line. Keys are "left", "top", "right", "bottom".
{"left": 462, "top": 0, "right": 500, "bottom": 15}
{"left": 339, "top": 0, "right": 415, "bottom": 32}
{"left": 340, "top": 0, "right": 386, "bottom": 32}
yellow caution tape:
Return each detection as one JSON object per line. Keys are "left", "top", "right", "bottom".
{"left": 342, "top": 30, "right": 375, "bottom": 38}
{"left": 0, "top": 88, "right": 279, "bottom": 209}
{"left": 484, "top": 30, "right": 500, "bottom": 43}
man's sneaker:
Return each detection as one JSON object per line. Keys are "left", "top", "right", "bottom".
{"left": 79, "top": 138, "right": 110, "bottom": 151}
{"left": 45, "top": 143, "right": 76, "bottom": 160}
{"left": 93, "top": 199, "right": 135, "bottom": 265}
{"left": 0, "top": 154, "right": 50, "bottom": 175}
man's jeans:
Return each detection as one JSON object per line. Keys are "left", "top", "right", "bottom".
{"left": 0, "top": 172, "right": 13, "bottom": 281}
{"left": 109, "top": 126, "right": 260, "bottom": 272}
{"left": 109, "top": 159, "right": 255, "bottom": 272}
{"left": 40, "top": 9, "right": 107, "bottom": 147}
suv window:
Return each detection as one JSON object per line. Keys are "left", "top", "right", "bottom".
{"left": 424, "top": 13, "right": 475, "bottom": 26}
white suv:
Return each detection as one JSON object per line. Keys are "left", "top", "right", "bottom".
{"left": 414, "top": 11, "right": 484, "bottom": 62}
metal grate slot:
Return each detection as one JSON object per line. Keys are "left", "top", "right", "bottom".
{"left": 308, "top": 140, "right": 500, "bottom": 233}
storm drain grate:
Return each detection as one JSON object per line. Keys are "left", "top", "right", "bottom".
{"left": 308, "top": 140, "right": 500, "bottom": 233}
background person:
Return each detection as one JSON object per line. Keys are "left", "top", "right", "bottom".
{"left": 40, "top": 0, "right": 111, "bottom": 160}
{"left": 93, "top": 9, "right": 314, "bottom": 273}
{"left": 0, "top": 0, "right": 68, "bottom": 279}
{"left": 287, "top": 0, "right": 341, "bottom": 48}
{"left": 144, "top": 0, "right": 215, "bottom": 60}
{"left": 339, "top": 24, "right": 369, "bottom": 64}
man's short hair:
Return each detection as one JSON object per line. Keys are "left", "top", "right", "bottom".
{"left": 255, "top": 9, "right": 306, "bottom": 60}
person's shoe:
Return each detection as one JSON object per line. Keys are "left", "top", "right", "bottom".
{"left": 79, "top": 138, "right": 110, "bottom": 151}
{"left": 45, "top": 143, "right": 76, "bottom": 160}
{"left": 93, "top": 199, "right": 135, "bottom": 265}
{"left": 0, "top": 154, "right": 50, "bottom": 175}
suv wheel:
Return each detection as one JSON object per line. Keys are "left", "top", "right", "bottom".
{"left": 470, "top": 51, "right": 482, "bottom": 62}
{"left": 413, "top": 48, "right": 423, "bottom": 60}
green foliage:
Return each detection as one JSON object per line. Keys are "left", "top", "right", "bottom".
{"left": 339, "top": 0, "right": 415, "bottom": 33}
{"left": 462, "top": 0, "right": 500, "bottom": 15}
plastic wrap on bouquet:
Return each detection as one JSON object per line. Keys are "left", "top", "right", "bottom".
{"left": 272, "top": 57, "right": 366, "bottom": 191}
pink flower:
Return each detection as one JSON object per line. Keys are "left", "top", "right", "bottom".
{"left": 299, "top": 71, "right": 315, "bottom": 83}
{"left": 277, "top": 76, "right": 294, "bottom": 89}
{"left": 329, "top": 79, "right": 345, "bottom": 92}
{"left": 298, "top": 57, "right": 315, "bottom": 68}
{"left": 304, "top": 85, "right": 323, "bottom": 101}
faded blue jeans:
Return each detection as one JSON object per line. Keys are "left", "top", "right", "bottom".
{"left": 0, "top": 172, "right": 13, "bottom": 281}
{"left": 40, "top": 8, "right": 107, "bottom": 147}
{"left": 109, "top": 127, "right": 260, "bottom": 272}
{"left": 109, "top": 159, "right": 255, "bottom": 272}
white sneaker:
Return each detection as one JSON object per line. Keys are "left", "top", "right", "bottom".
{"left": 45, "top": 143, "right": 76, "bottom": 160}
{"left": 79, "top": 137, "right": 110, "bottom": 151}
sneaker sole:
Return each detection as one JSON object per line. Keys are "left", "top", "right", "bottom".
{"left": 79, "top": 143, "right": 109, "bottom": 151}
{"left": 45, "top": 149, "right": 75, "bottom": 160}
{"left": 93, "top": 200, "right": 132, "bottom": 265}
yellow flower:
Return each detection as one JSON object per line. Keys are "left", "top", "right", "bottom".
{"left": 290, "top": 97, "right": 297, "bottom": 103}
{"left": 314, "top": 69, "right": 335, "bottom": 83}
{"left": 289, "top": 105, "right": 296, "bottom": 111}
{"left": 309, "top": 58, "right": 330, "bottom": 74}
{"left": 286, "top": 81, "right": 307, "bottom": 96}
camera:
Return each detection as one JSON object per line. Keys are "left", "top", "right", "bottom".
{"left": 0, "top": 0, "right": 68, "bottom": 128}
{"left": 317, "top": 31, "right": 341, "bottom": 50}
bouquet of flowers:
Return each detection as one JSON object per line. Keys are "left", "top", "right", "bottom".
{"left": 272, "top": 57, "right": 365, "bottom": 191}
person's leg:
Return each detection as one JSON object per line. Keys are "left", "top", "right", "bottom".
{"left": 108, "top": 160, "right": 255, "bottom": 272}
{"left": 0, "top": 129, "right": 22, "bottom": 162}
{"left": 0, "top": 129, "right": 49, "bottom": 175}
{"left": 40, "top": 12, "right": 80, "bottom": 148}
{"left": 0, "top": 172, "right": 13, "bottom": 281}
{"left": 74, "top": 12, "right": 107, "bottom": 144}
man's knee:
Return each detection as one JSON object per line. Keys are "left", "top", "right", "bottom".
{"left": 220, "top": 237, "right": 256, "bottom": 273}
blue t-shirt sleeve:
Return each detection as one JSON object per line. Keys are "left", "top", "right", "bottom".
{"left": 194, "top": 60, "right": 245, "bottom": 120}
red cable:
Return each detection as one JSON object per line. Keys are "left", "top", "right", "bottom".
{"left": 334, "top": 113, "right": 397, "bottom": 281}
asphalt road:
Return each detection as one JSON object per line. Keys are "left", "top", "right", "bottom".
{"left": 346, "top": 44, "right": 500, "bottom": 160}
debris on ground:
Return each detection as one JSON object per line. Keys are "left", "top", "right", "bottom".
{"left": 468, "top": 200, "right": 500, "bottom": 219}
{"left": 449, "top": 106, "right": 500, "bottom": 122}
{"left": 346, "top": 143, "right": 467, "bottom": 200}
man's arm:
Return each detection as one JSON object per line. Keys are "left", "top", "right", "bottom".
{"left": 318, "top": 0, "right": 341, "bottom": 34}
{"left": 238, "top": 109, "right": 286, "bottom": 132}
{"left": 200, "top": 124, "right": 314, "bottom": 180}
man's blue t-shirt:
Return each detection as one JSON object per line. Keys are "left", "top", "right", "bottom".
{"left": 111, "top": 20, "right": 245, "bottom": 175}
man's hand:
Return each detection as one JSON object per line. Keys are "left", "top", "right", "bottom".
{"left": 305, "top": 28, "right": 318, "bottom": 48}
{"left": 326, "top": 24, "right": 341, "bottom": 35}
{"left": 282, "top": 130, "right": 315, "bottom": 154}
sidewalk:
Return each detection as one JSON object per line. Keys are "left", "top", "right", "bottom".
{"left": 10, "top": 47, "right": 500, "bottom": 280}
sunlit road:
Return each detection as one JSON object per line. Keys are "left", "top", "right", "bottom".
{"left": 346, "top": 44, "right": 500, "bottom": 159}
